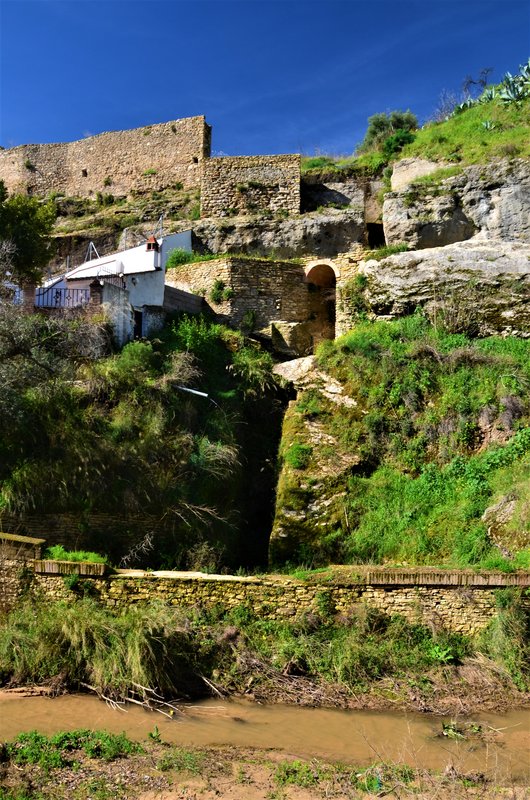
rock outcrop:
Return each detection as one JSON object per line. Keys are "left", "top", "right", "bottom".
{"left": 384, "top": 159, "right": 530, "bottom": 249}
{"left": 360, "top": 239, "right": 530, "bottom": 335}
{"left": 192, "top": 208, "right": 364, "bottom": 259}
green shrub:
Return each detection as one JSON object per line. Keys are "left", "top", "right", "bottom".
{"left": 6, "top": 729, "right": 140, "bottom": 772}
{"left": 157, "top": 746, "right": 204, "bottom": 773}
{"left": 209, "top": 279, "right": 233, "bottom": 304}
{"left": 275, "top": 759, "right": 320, "bottom": 787}
{"left": 165, "top": 249, "right": 219, "bottom": 268}
{"left": 382, "top": 129, "right": 415, "bottom": 159}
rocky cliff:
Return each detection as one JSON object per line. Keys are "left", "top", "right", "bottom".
{"left": 383, "top": 158, "right": 530, "bottom": 249}
{"left": 359, "top": 239, "right": 530, "bottom": 336}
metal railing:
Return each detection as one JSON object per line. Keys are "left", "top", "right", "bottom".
{"left": 35, "top": 287, "right": 91, "bottom": 308}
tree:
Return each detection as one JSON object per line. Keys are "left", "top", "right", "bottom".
{"left": 358, "top": 110, "right": 418, "bottom": 153}
{"left": 0, "top": 181, "right": 56, "bottom": 286}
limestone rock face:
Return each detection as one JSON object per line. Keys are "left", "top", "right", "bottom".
{"left": 390, "top": 158, "right": 445, "bottom": 191}
{"left": 192, "top": 208, "right": 364, "bottom": 259}
{"left": 384, "top": 159, "right": 530, "bottom": 249}
{"left": 482, "top": 493, "right": 529, "bottom": 554}
{"left": 360, "top": 240, "right": 530, "bottom": 336}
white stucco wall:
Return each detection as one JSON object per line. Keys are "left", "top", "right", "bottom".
{"left": 125, "top": 270, "right": 166, "bottom": 308}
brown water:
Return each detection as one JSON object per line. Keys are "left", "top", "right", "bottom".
{"left": 0, "top": 694, "right": 528, "bottom": 782}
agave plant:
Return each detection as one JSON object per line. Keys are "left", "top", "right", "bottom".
{"left": 499, "top": 79, "right": 528, "bottom": 104}
{"left": 517, "top": 58, "right": 530, "bottom": 82}
{"left": 481, "top": 119, "right": 496, "bottom": 131}
{"left": 478, "top": 86, "right": 496, "bottom": 103}
{"left": 453, "top": 98, "right": 475, "bottom": 115}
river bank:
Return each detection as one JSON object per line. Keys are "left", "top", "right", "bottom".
{"left": 0, "top": 695, "right": 529, "bottom": 799}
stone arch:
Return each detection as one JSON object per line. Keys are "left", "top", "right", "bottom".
{"left": 304, "top": 259, "right": 340, "bottom": 281}
{"left": 304, "top": 262, "right": 337, "bottom": 344}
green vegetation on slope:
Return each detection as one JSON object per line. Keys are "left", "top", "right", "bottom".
{"left": 402, "top": 95, "right": 530, "bottom": 163}
{"left": 0, "top": 310, "right": 282, "bottom": 568}
{"left": 274, "top": 314, "right": 530, "bottom": 569}
{"left": 51, "top": 184, "right": 201, "bottom": 243}
{"left": 302, "top": 62, "right": 530, "bottom": 181}
{"left": 1, "top": 591, "right": 528, "bottom": 700}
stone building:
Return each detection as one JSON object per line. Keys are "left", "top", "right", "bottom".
{"left": 166, "top": 249, "right": 362, "bottom": 355}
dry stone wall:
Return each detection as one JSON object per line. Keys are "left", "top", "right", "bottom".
{"left": 0, "top": 117, "right": 211, "bottom": 197}
{"left": 21, "top": 567, "right": 530, "bottom": 636}
{"left": 201, "top": 155, "right": 301, "bottom": 217}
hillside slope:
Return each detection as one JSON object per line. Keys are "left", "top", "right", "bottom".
{"left": 271, "top": 315, "right": 530, "bottom": 569}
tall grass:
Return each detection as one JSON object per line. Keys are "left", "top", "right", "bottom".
{"left": 0, "top": 599, "right": 198, "bottom": 698}
{"left": 402, "top": 96, "right": 530, "bottom": 163}
{"left": 1, "top": 595, "right": 528, "bottom": 697}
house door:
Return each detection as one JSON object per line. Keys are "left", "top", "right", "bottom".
{"left": 133, "top": 310, "right": 143, "bottom": 338}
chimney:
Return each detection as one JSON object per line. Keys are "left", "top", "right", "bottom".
{"left": 146, "top": 235, "right": 159, "bottom": 252}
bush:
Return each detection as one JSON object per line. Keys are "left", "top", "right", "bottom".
{"left": 382, "top": 129, "right": 415, "bottom": 159}
{"left": 358, "top": 110, "right": 418, "bottom": 153}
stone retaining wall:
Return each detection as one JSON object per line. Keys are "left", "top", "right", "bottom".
{"left": 166, "top": 256, "right": 308, "bottom": 332}
{"left": 11, "top": 565, "right": 530, "bottom": 636}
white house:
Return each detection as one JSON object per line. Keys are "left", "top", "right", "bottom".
{"left": 64, "top": 230, "right": 192, "bottom": 307}
{"left": 33, "top": 230, "right": 202, "bottom": 342}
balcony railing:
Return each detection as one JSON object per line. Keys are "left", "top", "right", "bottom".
{"left": 35, "top": 287, "right": 91, "bottom": 308}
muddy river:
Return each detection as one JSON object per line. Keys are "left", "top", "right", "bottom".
{"left": 0, "top": 694, "right": 528, "bottom": 782}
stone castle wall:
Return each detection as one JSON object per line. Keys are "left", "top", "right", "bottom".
{"left": 0, "top": 120, "right": 302, "bottom": 220}
{"left": 201, "top": 155, "right": 301, "bottom": 217}
{"left": 0, "top": 117, "right": 211, "bottom": 197}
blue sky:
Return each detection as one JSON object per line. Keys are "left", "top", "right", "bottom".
{"left": 1, "top": 0, "right": 528, "bottom": 156}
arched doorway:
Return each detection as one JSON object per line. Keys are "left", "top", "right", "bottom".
{"left": 305, "top": 263, "right": 337, "bottom": 345}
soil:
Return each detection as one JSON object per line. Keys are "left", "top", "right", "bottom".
{"left": 1, "top": 743, "right": 529, "bottom": 800}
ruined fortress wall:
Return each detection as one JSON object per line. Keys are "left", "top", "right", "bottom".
{"left": 201, "top": 155, "right": 301, "bottom": 218}
{"left": 0, "top": 116, "right": 211, "bottom": 197}
{"left": 166, "top": 256, "right": 308, "bottom": 329}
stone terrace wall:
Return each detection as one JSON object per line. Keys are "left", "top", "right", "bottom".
{"left": 166, "top": 256, "right": 309, "bottom": 330}
{"left": 23, "top": 568, "right": 530, "bottom": 636}
{"left": 201, "top": 155, "right": 300, "bottom": 218}
{"left": 0, "top": 116, "right": 211, "bottom": 197}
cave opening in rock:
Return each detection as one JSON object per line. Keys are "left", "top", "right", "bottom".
{"left": 367, "top": 222, "right": 385, "bottom": 248}
{"left": 305, "top": 263, "right": 336, "bottom": 345}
